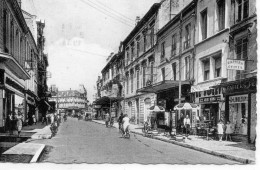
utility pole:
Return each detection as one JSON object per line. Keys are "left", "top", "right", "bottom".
{"left": 178, "top": 13, "right": 183, "bottom": 105}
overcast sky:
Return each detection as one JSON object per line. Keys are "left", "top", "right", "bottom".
{"left": 22, "top": 0, "right": 160, "bottom": 102}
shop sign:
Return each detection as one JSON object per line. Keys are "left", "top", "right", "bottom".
{"left": 199, "top": 95, "right": 221, "bottom": 103}
{"left": 227, "top": 59, "right": 245, "bottom": 70}
{"left": 229, "top": 95, "right": 248, "bottom": 103}
{"left": 224, "top": 77, "right": 257, "bottom": 94}
{"left": 26, "top": 94, "right": 35, "bottom": 106}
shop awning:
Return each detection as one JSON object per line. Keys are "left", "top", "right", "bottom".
{"left": 0, "top": 52, "right": 30, "bottom": 80}
{"left": 94, "top": 96, "right": 124, "bottom": 106}
{"left": 137, "top": 80, "right": 191, "bottom": 93}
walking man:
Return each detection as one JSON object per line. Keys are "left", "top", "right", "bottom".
{"left": 183, "top": 114, "right": 191, "bottom": 137}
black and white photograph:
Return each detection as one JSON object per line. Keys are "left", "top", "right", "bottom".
{"left": 0, "top": 0, "right": 258, "bottom": 169}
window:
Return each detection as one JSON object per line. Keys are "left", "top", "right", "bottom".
{"left": 203, "top": 59, "right": 210, "bottom": 81}
{"left": 161, "top": 68, "right": 165, "bottom": 81}
{"left": 126, "top": 76, "right": 129, "bottom": 94}
{"left": 150, "top": 26, "right": 154, "bottom": 46}
{"left": 131, "top": 44, "right": 135, "bottom": 61}
{"left": 237, "top": 0, "right": 249, "bottom": 22}
{"left": 150, "top": 62, "right": 154, "bottom": 83}
{"left": 137, "top": 70, "right": 139, "bottom": 89}
{"left": 236, "top": 37, "right": 248, "bottom": 79}
{"left": 214, "top": 56, "right": 222, "bottom": 78}
{"left": 137, "top": 41, "right": 140, "bottom": 57}
{"left": 184, "top": 24, "right": 191, "bottom": 49}
{"left": 217, "top": 0, "right": 225, "bottom": 31}
{"left": 3, "top": 10, "right": 9, "bottom": 52}
{"left": 185, "top": 56, "right": 190, "bottom": 80}
{"left": 143, "top": 66, "right": 146, "bottom": 87}
{"left": 143, "top": 35, "right": 147, "bottom": 52}
{"left": 172, "top": 62, "right": 177, "bottom": 81}
{"left": 131, "top": 73, "right": 134, "bottom": 93}
{"left": 126, "top": 51, "right": 130, "bottom": 65}
{"left": 236, "top": 37, "right": 248, "bottom": 60}
{"left": 172, "top": 34, "right": 177, "bottom": 56}
{"left": 201, "top": 9, "right": 208, "bottom": 40}
{"left": 161, "top": 42, "right": 165, "bottom": 62}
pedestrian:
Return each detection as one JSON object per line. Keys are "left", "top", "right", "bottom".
{"left": 118, "top": 112, "right": 124, "bottom": 132}
{"left": 105, "top": 112, "right": 110, "bottom": 127}
{"left": 16, "top": 112, "right": 23, "bottom": 137}
{"left": 32, "top": 114, "right": 37, "bottom": 125}
{"left": 183, "top": 114, "right": 191, "bottom": 137}
{"left": 5, "top": 113, "right": 12, "bottom": 135}
{"left": 225, "top": 121, "right": 233, "bottom": 141}
{"left": 217, "top": 120, "right": 224, "bottom": 141}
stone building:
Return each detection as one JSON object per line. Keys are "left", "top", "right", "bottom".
{"left": 49, "top": 85, "right": 88, "bottom": 116}
{"left": 0, "top": 0, "right": 49, "bottom": 130}
{"left": 94, "top": 43, "right": 124, "bottom": 119}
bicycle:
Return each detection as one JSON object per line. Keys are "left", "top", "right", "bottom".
{"left": 121, "top": 125, "right": 130, "bottom": 139}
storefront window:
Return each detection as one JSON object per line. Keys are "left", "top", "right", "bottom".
{"left": 229, "top": 95, "right": 248, "bottom": 135}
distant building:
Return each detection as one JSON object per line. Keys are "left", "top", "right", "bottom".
{"left": 49, "top": 85, "right": 88, "bottom": 115}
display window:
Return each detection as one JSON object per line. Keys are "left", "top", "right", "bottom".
{"left": 229, "top": 102, "right": 248, "bottom": 135}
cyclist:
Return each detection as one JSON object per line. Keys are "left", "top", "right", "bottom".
{"left": 122, "top": 114, "right": 130, "bottom": 136}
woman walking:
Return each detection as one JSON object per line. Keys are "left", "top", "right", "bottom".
{"left": 16, "top": 112, "right": 23, "bottom": 137}
{"left": 217, "top": 120, "right": 224, "bottom": 141}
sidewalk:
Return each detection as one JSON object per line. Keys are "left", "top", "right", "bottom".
{"left": 92, "top": 119, "right": 255, "bottom": 164}
{"left": 0, "top": 123, "right": 51, "bottom": 163}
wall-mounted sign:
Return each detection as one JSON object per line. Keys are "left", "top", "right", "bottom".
{"left": 227, "top": 59, "right": 245, "bottom": 70}
{"left": 199, "top": 95, "right": 221, "bottom": 103}
{"left": 229, "top": 94, "right": 248, "bottom": 104}
{"left": 223, "top": 77, "right": 257, "bottom": 94}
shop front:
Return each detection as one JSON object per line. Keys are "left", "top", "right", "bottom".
{"left": 221, "top": 76, "right": 257, "bottom": 144}
{"left": 25, "top": 93, "right": 37, "bottom": 125}
{"left": 137, "top": 80, "right": 191, "bottom": 131}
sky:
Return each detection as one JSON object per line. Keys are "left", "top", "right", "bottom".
{"left": 22, "top": 0, "right": 160, "bottom": 102}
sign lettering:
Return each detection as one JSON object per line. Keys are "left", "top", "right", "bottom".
{"left": 226, "top": 59, "right": 245, "bottom": 70}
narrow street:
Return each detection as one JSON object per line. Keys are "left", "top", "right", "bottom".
{"left": 30, "top": 118, "right": 239, "bottom": 164}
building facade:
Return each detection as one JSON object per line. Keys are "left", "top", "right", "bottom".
{"left": 94, "top": 44, "right": 124, "bottom": 119}
{"left": 0, "top": 0, "right": 49, "bottom": 130}
{"left": 92, "top": 0, "right": 257, "bottom": 144}
{"left": 49, "top": 85, "right": 88, "bottom": 115}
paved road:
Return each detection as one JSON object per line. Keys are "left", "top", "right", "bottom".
{"left": 31, "top": 118, "right": 239, "bottom": 164}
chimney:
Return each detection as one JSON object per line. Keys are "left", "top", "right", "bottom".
{"left": 17, "top": 0, "right": 21, "bottom": 7}
{"left": 135, "top": 16, "right": 140, "bottom": 25}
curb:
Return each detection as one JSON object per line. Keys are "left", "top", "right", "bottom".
{"left": 30, "top": 144, "right": 45, "bottom": 163}
{"left": 92, "top": 120, "right": 254, "bottom": 164}
{"left": 130, "top": 131, "right": 254, "bottom": 164}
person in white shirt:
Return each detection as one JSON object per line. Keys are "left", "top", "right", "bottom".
{"left": 122, "top": 114, "right": 130, "bottom": 135}
{"left": 183, "top": 115, "right": 191, "bottom": 136}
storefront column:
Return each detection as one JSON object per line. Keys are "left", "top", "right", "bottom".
{"left": 247, "top": 93, "right": 251, "bottom": 143}
{"left": 225, "top": 95, "right": 229, "bottom": 122}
